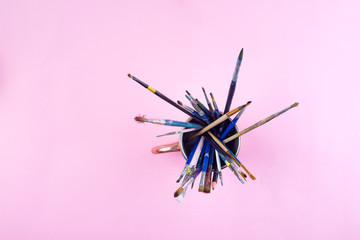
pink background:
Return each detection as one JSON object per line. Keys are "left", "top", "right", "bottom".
{"left": 1, "top": 0, "right": 359, "bottom": 239}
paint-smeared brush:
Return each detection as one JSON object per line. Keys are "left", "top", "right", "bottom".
{"left": 202, "top": 87, "right": 214, "bottom": 114}
{"left": 134, "top": 115, "right": 204, "bottom": 128}
{"left": 195, "top": 98, "right": 214, "bottom": 121}
{"left": 185, "top": 95, "right": 211, "bottom": 123}
{"left": 198, "top": 142, "right": 210, "bottom": 192}
{"left": 177, "top": 100, "right": 203, "bottom": 121}
{"left": 210, "top": 92, "right": 221, "bottom": 118}
{"left": 206, "top": 131, "right": 255, "bottom": 180}
{"left": 174, "top": 167, "right": 201, "bottom": 198}
{"left": 176, "top": 137, "right": 202, "bottom": 182}
{"left": 215, "top": 150, "right": 223, "bottom": 185}
{"left": 190, "top": 101, "right": 251, "bottom": 140}
{"left": 212, "top": 163, "right": 218, "bottom": 190}
{"left": 223, "top": 102, "right": 299, "bottom": 144}
{"left": 128, "top": 74, "right": 206, "bottom": 125}
{"left": 224, "top": 48, "right": 243, "bottom": 114}
{"left": 204, "top": 146, "right": 214, "bottom": 193}
{"left": 156, "top": 128, "right": 197, "bottom": 137}
{"left": 219, "top": 109, "right": 245, "bottom": 140}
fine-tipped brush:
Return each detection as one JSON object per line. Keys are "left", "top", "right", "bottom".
{"left": 134, "top": 115, "right": 204, "bottom": 129}
{"left": 128, "top": 74, "right": 206, "bottom": 125}
{"left": 219, "top": 49, "right": 244, "bottom": 133}
{"left": 198, "top": 142, "right": 210, "bottom": 192}
{"left": 190, "top": 101, "right": 251, "bottom": 140}
{"left": 224, "top": 48, "right": 243, "bottom": 114}
{"left": 210, "top": 92, "right": 221, "bottom": 118}
{"left": 214, "top": 150, "right": 223, "bottom": 186}
{"left": 223, "top": 102, "right": 299, "bottom": 144}
{"left": 156, "top": 128, "right": 198, "bottom": 137}
{"left": 202, "top": 87, "right": 214, "bottom": 114}
{"left": 204, "top": 146, "right": 215, "bottom": 193}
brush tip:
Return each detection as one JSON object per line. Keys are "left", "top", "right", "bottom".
{"left": 250, "top": 174, "right": 256, "bottom": 180}
{"left": 204, "top": 185, "right": 211, "bottom": 193}
{"left": 134, "top": 115, "right": 146, "bottom": 123}
{"left": 211, "top": 181, "right": 216, "bottom": 190}
{"left": 292, "top": 102, "right": 299, "bottom": 107}
{"left": 127, "top": 73, "right": 132, "bottom": 78}
{"left": 174, "top": 187, "right": 184, "bottom": 198}
{"left": 198, "top": 186, "right": 204, "bottom": 192}
{"left": 177, "top": 100, "right": 183, "bottom": 106}
{"left": 246, "top": 101, "right": 252, "bottom": 105}
{"left": 238, "top": 48, "right": 244, "bottom": 60}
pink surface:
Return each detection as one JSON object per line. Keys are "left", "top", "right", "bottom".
{"left": 1, "top": 0, "right": 360, "bottom": 239}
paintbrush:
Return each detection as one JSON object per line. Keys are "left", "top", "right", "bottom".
{"left": 128, "top": 74, "right": 206, "bottom": 125}
{"left": 134, "top": 115, "right": 204, "bottom": 128}
{"left": 198, "top": 142, "right": 210, "bottom": 192}
{"left": 177, "top": 100, "right": 203, "bottom": 121}
{"left": 204, "top": 146, "right": 214, "bottom": 193}
{"left": 156, "top": 128, "right": 198, "bottom": 137}
{"left": 218, "top": 153, "right": 246, "bottom": 183}
{"left": 189, "top": 101, "right": 251, "bottom": 140}
{"left": 224, "top": 48, "right": 243, "bottom": 114}
{"left": 212, "top": 162, "right": 218, "bottom": 190}
{"left": 176, "top": 136, "right": 202, "bottom": 182}
{"left": 185, "top": 95, "right": 211, "bottom": 123}
{"left": 219, "top": 109, "right": 245, "bottom": 140}
{"left": 195, "top": 98, "right": 214, "bottom": 121}
{"left": 206, "top": 131, "right": 255, "bottom": 180}
{"left": 223, "top": 102, "right": 299, "bottom": 143}
{"left": 210, "top": 92, "right": 221, "bottom": 118}
{"left": 174, "top": 166, "right": 201, "bottom": 198}
{"left": 202, "top": 87, "right": 214, "bottom": 114}
{"left": 214, "top": 150, "right": 223, "bottom": 187}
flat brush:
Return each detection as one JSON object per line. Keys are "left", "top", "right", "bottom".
{"left": 212, "top": 163, "right": 218, "bottom": 190}
{"left": 190, "top": 101, "right": 251, "bottom": 140}
{"left": 156, "top": 128, "right": 197, "bottom": 137}
{"left": 128, "top": 74, "right": 206, "bottom": 125}
{"left": 134, "top": 115, "right": 204, "bottom": 129}
{"left": 204, "top": 146, "right": 214, "bottom": 193}
{"left": 223, "top": 102, "right": 299, "bottom": 144}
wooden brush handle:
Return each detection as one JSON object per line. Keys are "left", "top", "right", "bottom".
{"left": 151, "top": 142, "right": 180, "bottom": 154}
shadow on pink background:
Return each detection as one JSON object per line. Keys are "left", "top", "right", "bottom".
{"left": 0, "top": 0, "right": 359, "bottom": 239}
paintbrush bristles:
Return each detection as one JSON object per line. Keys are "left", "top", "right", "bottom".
{"left": 134, "top": 115, "right": 147, "bottom": 123}
{"left": 174, "top": 187, "right": 184, "bottom": 198}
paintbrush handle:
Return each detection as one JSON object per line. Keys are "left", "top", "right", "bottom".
{"left": 223, "top": 102, "right": 299, "bottom": 143}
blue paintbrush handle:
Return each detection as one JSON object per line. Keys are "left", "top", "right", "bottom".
{"left": 202, "top": 142, "right": 210, "bottom": 172}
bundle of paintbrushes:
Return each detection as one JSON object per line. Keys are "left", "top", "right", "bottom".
{"left": 129, "top": 48, "right": 299, "bottom": 202}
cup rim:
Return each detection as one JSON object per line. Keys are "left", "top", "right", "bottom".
{"left": 179, "top": 118, "right": 241, "bottom": 161}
